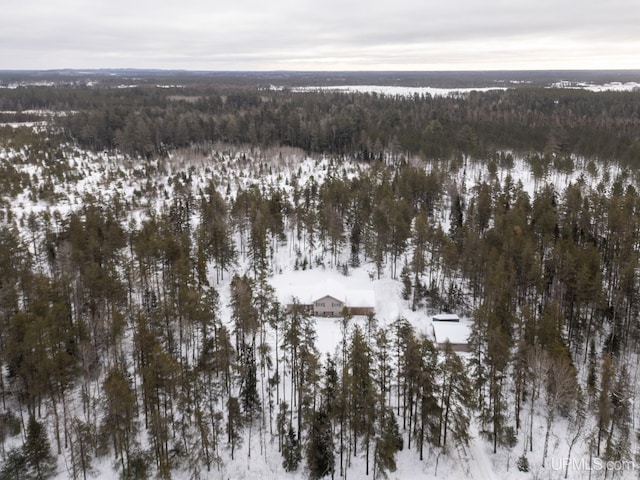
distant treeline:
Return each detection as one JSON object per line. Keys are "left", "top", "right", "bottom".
{"left": 1, "top": 84, "right": 639, "bottom": 164}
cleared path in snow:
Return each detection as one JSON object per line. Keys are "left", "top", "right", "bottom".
{"left": 466, "top": 426, "right": 500, "bottom": 480}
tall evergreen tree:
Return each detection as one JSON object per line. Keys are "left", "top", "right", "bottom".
{"left": 24, "top": 415, "right": 56, "bottom": 480}
{"left": 373, "top": 407, "right": 402, "bottom": 480}
{"left": 440, "top": 341, "right": 473, "bottom": 447}
{"left": 282, "top": 425, "right": 301, "bottom": 472}
{"left": 306, "top": 408, "right": 334, "bottom": 480}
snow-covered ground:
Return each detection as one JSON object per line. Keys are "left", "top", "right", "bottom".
{"left": 549, "top": 81, "right": 640, "bottom": 92}
{"left": 292, "top": 85, "right": 508, "bottom": 97}
{"left": 3, "top": 141, "right": 640, "bottom": 479}
{"left": 289, "top": 81, "right": 640, "bottom": 98}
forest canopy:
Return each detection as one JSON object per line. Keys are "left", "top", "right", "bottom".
{"left": 0, "top": 80, "right": 639, "bottom": 164}
{"left": 1, "top": 73, "right": 640, "bottom": 479}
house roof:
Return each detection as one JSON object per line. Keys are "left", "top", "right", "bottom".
{"left": 313, "top": 294, "right": 343, "bottom": 304}
{"left": 271, "top": 271, "right": 375, "bottom": 308}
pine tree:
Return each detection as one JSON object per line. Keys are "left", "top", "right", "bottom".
{"left": 198, "top": 181, "right": 236, "bottom": 283}
{"left": 373, "top": 408, "right": 402, "bottom": 480}
{"left": 603, "top": 364, "right": 632, "bottom": 469}
{"left": 586, "top": 338, "right": 598, "bottom": 402}
{"left": 349, "top": 325, "right": 376, "bottom": 471}
{"left": 276, "top": 401, "right": 289, "bottom": 453}
{"left": 282, "top": 425, "right": 301, "bottom": 472}
{"left": 415, "top": 336, "right": 441, "bottom": 458}
{"left": 449, "top": 192, "right": 464, "bottom": 249}
{"left": 349, "top": 222, "right": 361, "bottom": 267}
{"left": 101, "top": 366, "right": 138, "bottom": 475}
{"left": 23, "top": 415, "right": 56, "bottom": 480}
{"left": 541, "top": 355, "right": 577, "bottom": 467}
{"left": 400, "top": 265, "right": 412, "bottom": 302}
{"left": 68, "top": 419, "right": 95, "bottom": 480}
{"left": 410, "top": 210, "right": 429, "bottom": 311}
{"left": 229, "top": 274, "right": 259, "bottom": 351}
{"left": 0, "top": 448, "right": 28, "bottom": 480}
{"left": 440, "top": 341, "right": 473, "bottom": 447}
{"left": 283, "top": 298, "right": 319, "bottom": 441}
{"left": 596, "top": 354, "right": 614, "bottom": 456}
{"left": 565, "top": 388, "right": 585, "bottom": 480}
{"left": 387, "top": 198, "right": 412, "bottom": 279}
{"left": 226, "top": 397, "right": 243, "bottom": 461}
{"left": 239, "top": 344, "right": 260, "bottom": 418}
{"left": 306, "top": 408, "right": 334, "bottom": 480}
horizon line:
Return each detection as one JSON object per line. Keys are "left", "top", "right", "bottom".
{"left": 2, "top": 68, "right": 640, "bottom": 74}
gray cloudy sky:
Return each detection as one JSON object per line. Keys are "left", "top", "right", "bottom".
{"left": 3, "top": 0, "right": 640, "bottom": 70}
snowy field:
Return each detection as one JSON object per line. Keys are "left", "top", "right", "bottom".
{"left": 290, "top": 82, "right": 640, "bottom": 98}
{"left": 292, "top": 85, "right": 508, "bottom": 97}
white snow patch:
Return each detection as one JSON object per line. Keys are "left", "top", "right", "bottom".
{"left": 292, "top": 85, "right": 509, "bottom": 97}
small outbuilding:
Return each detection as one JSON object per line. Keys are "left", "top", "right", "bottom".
{"left": 431, "top": 314, "right": 472, "bottom": 352}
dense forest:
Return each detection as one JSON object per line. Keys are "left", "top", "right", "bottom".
{"left": 1, "top": 77, "right": 640, "bottom": 164}
{"left": 1, "top": 75, "right": 640, "bottom": 479}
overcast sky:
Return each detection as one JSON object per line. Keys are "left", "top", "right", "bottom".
{"left": 3, "top": 0, "right": 640, "bottom": 70}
